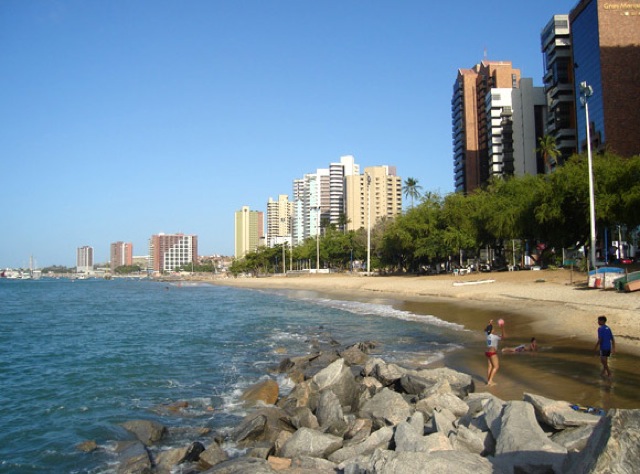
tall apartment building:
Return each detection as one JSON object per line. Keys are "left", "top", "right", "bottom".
{"left": 345, "top": 166, "right": 402, "bottom": 232}
{"left": 329, "top": 155, "right": 360, "bottom": 230}
{"left": 234, "top": 206, "right": 264, "bottom": 258}
{"left": 452, "top": 60, "right": 546, "bottom": 193}
{"left": 110, "top": 241, "right": 133, "bottom": 271}
{"left": 149, "top": 233, "right": 197, "bottom": 273}
{"left": 570, "top": 0, "right": 640, "bottom": 157}
{"left": 541, "top": 14, "right": 577, "bottom": 169}
{"left": 266, "top": 195, "right": 292, "bottom": 247}
{"left": 76, "top": 246, "right": 93, "bottom": 273}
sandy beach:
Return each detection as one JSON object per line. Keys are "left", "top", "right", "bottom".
{"left": 210, "top": 269, "right": 640, "bottom": 355}
{"left": 208, "top": 269, "right": 640, "bottom": 408}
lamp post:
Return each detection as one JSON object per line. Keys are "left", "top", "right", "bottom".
{"left": 580, "top": 81, "right": 597, "bottom": 270}
{"left": 315, "top": 206, "right": 320, "bottom": 272}
{"left": 366, "top": 173, "right": 371, "bottom": 275}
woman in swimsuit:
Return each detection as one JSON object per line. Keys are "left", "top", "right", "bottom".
{"left": 485, "top": 320, "right": 506, "bottom": 385}
{"left": 502, "top": 337, "right": 537, "bottom": 353}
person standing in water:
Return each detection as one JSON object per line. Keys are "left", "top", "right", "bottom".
{"left": 594, "top": 315, "right": 615, "bottom": 378}
{"left": 485, "top": 319, "right": 505, "bottom": 385}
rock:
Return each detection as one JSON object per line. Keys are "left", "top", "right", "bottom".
{"left": 448, "top": 424, "right": 486, "bottom": 455}
{"left": 339, "top": 344, "right": 370, "bottom": 366}
{"left": 316, "top": 389, "right": 344, "bottom": 427}
{"left": 416, "top": 391, "right": 469, "bottom": 418}
{"left": 113, "top": 440, "right": 152, "bottom": 474}
{"left": 204, "top": 456, "right": 276, "bottom": 473}
{"left": 398, "top": 373, "right": 435, "bottom": 395}
{"left": 199, "top": 440, "right": 230, "bottom": 467}
{"left": 241, "top": 378, "right": 280, "bottom": 406}
{"left": 278, "top": 427, "right": 343, "bottom": 459}
{"left": 343, "top": 417, "right": 373, "bottom": 444}
{"left": 364, "top": 360, "right": 407, "bottom": 387}
{"left": 312, "top": 358, "right": 359, "bottom": 409}
{"left": 492, "top": 401, "right": 567, "bottom": 474}
{"left": 177, "top": 441, "right": 206, "bottom": 463}
{"left": 565, "top": 409, "right": 640, "bottom": 473}
{"left": 154, "top": 446, "right": 188, "bottom": 474}
{"left": 120, "top": 419, "right": 167, "bottom": 446}
{"left": 551, "top": 424, "right": 596, "bottom": 452}
{"left": 76, "top": 440, "right": 98, "bottom": 452}
{"left": 358, "top": 387, "right": 413, "bottom": 429}
{"left": 266, "top": 455, "right": 291, "bottom": 470}
{"left": 341, "top": 448, "right": 494, "bottom": 474}
{"left": 277, "top": 379, "right": 320, "bottom": 412}
{"left": 288, "top": 455, "right": 338, "bottom": 473}
{"left": 328, "top": 426, "right": 394, "bottom": 463}
{"left": 233, "top": 407, "right": 296, "bottom": 446}
{"left": 524, "top": 392, "right": 603, "bottom": 429}
{"left": 287, "top": 406, "right": 319, "bottom": 430}
{"left": 411, "top": 367, "right": 475, "bottom": 398}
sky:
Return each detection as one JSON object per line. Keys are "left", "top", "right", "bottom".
{"left": 0, "top": 0, "right": 579, "bottom": 268}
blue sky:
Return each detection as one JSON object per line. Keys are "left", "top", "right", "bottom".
{"left": 0, "top": 0, "right": 578, "bottom": 267}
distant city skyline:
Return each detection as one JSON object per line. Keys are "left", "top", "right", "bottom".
{"left": 1, "top": 1, "right": 580, "bottom": 267}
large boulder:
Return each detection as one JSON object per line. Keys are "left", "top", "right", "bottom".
{"left": 565, "top": 409, "right": 640, "bottom": 473}
{"left": 120, "top": 419, "right": 167, "bottom": 446}
{"left": 277, "top": 427, "right": 343, "bottom": 459}
{"left": 316, "top": 389, "right": 347, "bottom": 435}
{"left": 327, "top": 426, "right": 394, "bottom": 463}
{"left": 492, "top": 401, "right": 567, "bottom": 473}
{"left": 241, "top": 378, "right": 279, "bottom": 406}
{"left": 232, "top": 406, "right": 296, "bottom": 447}
{"left": 312, "top": 358, "right": 359, "bottom": 409}
{"left": 524, "top": 393, "right": 603, "bottom": 429}
{"left": 358, "top": 387, "right": 413, "bottom": 429}
{"left": 113, "top": 440, "right": 152, "bottom": 474}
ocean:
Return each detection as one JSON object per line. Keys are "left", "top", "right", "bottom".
{"left": 0, "top": 278, "right": 471, "bottom": 473}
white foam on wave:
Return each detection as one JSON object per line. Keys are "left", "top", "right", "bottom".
{"left": 300, "top": 297, "right": 468, "bottom": 332}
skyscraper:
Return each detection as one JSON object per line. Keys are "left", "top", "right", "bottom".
{"left": 149, "top": 233, "right": 197, "bottom": 273}
{"left": 234, "top": 206, "right": 264, "bottom": 258}
{"left": 266, "top": 195, "right": 292, "bottom": 248}
{"left": 570, "top": 0, "right": 640, "bottom": 157}
{"left": 541, "top": 14, "right": 577, "bottom": 168}
{"left": 452, "top": 60, "right": 546, "bottom": 193}
{"left": 76, "top": 246, "right": 93, "bottom": 274}
{"left": 345, "top": 166, "right": 402, "bottom": 232}
{"left": 110, "top": 241, "right": 133, "bottom": 271}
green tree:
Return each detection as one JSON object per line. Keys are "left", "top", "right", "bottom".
{"left": 536, "top": 135, "right": 561, "bottom": 173}
{"left": 403, "top": 177, "right": 423, "bottom": 209}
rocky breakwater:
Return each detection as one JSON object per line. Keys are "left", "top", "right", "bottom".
{"left": 100, "top": 342, "right": 639, "bottom": 473}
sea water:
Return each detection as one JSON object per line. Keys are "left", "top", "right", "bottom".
{"left": 0, "top": 278, "right": 470, "bottom": 473}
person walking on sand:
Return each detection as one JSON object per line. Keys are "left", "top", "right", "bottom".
{"left": 594, "top": 315, "right": 615, "bottom": 378}
{"left": 485, "top": 319, "right": 505, "bottom": 385}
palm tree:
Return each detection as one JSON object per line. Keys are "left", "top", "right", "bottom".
{"left": 403, "top": 177, "right": 423, "bottom": 208}
{"left": 536, "top": 135, "right": 561, "bottom": 174}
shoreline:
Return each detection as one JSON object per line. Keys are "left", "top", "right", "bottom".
{"left": 207, "top": 269, "right": 640, "bottom": 356}
{"left": 206, "top": 269, "right": 640, "bottom": 408}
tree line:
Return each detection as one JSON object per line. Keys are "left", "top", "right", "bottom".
{"left": 229, "top": 151, "right": 640, "bottom": 276}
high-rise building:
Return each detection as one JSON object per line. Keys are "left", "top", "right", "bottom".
{"left": 345, "top": 166, "right": 402, "bottom": 232}
{"left": 110, "top": 241, "right": 133, "bottom": 271}
{"left": 570, "top": 0, "right": 640, "bottom": 157}
{"left": 234, "top": 206, "right": 264, "bottom": 258}
{"left": 329, "top": 155, "right": 360, "bottom": 231}
{"left": 452, "top": 60, "right": 546, "bottom": 193}
{"left": 266, "top": 195, "right": 292, "bottom": 248}
{"left": 76, "top": 246, "right": 94, "bottom": 274}
{"left": 149, "top": 233, "right": 198, "bottom": 273}
{"left": 541, "top": 14, "right": 577, "bottom": 169}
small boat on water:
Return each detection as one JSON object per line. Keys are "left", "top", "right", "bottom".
{"left": 613, "top": 271, "right": 640, "bottom": 292}
{"left": 588, "top": 267, "right": 624, "bottom": 289}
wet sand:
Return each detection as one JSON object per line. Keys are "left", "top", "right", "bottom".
{"left": 208, "top": 270, "right": 640, "bottom": 409}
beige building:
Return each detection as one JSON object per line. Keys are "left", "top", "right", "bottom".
{"left": 266, "top": 195, "right": 292, "bottom": 247}
{"left": 345, "top": 166, "right": 402, "bottom": 232}
{"left": 148, "top": 233, "right": 197, "bottom": 273}
{"left": 235, "top": 206, "right": 264, "bottom": 258}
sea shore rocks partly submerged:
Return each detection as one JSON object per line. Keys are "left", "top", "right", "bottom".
{"left": 89, "top": 341, "right": 639, "bottom": 473}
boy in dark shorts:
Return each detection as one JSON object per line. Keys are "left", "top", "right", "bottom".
{"left": 594, "top": 315, "right": 615, "bottom": 378}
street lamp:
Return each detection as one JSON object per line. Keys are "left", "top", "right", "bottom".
{"left": 314, "top": 206, "right": 320, "bottom": 272}
{"left": 580, "top": 81, "right": 597, "bottom": 270}
{"left": 366, "top": 173, "right": 371, "bottom": 274}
